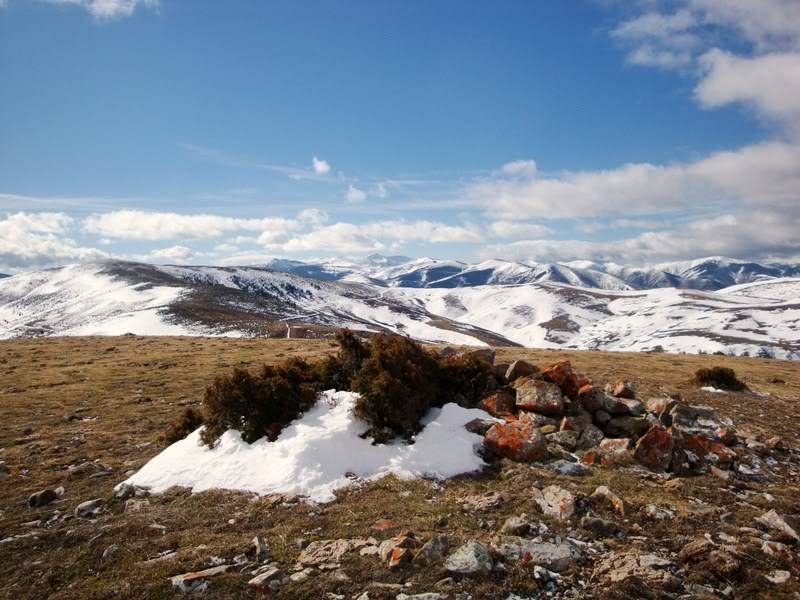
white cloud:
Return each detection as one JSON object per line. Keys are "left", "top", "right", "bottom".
{"left": 282, "top": 223, "right": 384, "bottom": 254}
{"left": 312, "top": 156, "right": 331, "bottom": 175}
{"left": 149, "top": 245, "right": 193, "bottom": 262}
{"left": 345, "top": 184, "right": 367, "bottom": 204}
{"left": 0, "top": 212, "right": 105, "bottom": 271}
{"left": 501, "top": 160, "right": 537, "bottom": 178}
{"left": 695, "top": 49, "right": 800, "bottom": 130}
{"left": 489, "top": 221, "right": 553, "bottom": 239}
{"left": 45, "top": 0, "right": 159, "bottom": 20}
{"left": 84, "top": 210, "right": 299, "bottom": 241}
{"left": 297, "top": 208, "right": 329, "bottom": 226}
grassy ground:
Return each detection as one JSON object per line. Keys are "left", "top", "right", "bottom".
{"left": 0, "top": 337, "right": 798, "bottom": 599}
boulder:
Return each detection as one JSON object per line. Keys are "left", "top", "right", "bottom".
{"left": 580, "top": 387, "right": 636, "bottom": 416}
{"left": 171, "top": 565, "right": 231, "bottom": 593}
{"left": 298, "top": 539, "right": 356, "bottom": 567}
{"left": 247, "top": 566, "right": 283, "bottom": 591}
{"left": 591, "top": 486, "right": 626, "bottom": 516}
{"left": 515, "top": 380, "right": 565, "bottom": 417}
{"left": 75, "top": 498, "right": 104, "bottom": 519}
{"left": 479, "top": 390, "right": 516, "bottom": 418}
{"left": 484, "top": 421, "right": 548, "bottom": 462}
{"left": 518, "top": 411, "right": 560, "bottom": 429}
{"left": 547, "top": 459, "right": 591, "bottom": 476}
{"left": 493, "top": 362, "right": 510, "bottom": 379}
{"left": 378, "top": 532, "right": 423, "bottom": 569}
{"left": 541, "top": 361, "right": 580, "bottom": 399}
{"left": 576, "top": 424, "right": 605, "bottom": 450}
{"left": 634, "top": 426, "right": 674, "bottom": 472}
{"left": 444, "top": 540, "right": 493, "bottom": 576}
{"left": 599, "top": 438, "right": 633, "bottom": 453}
{"left": 604, "top": 416, "right": 650, "bottom": 438}
{"left": 459, "top": 348, "right": 495, "bottom": 366}
{"left": 560, "top": 414, "right": 593, "bottom": 434}
{"left": 594, "top": 409, "right": 612, "bottom": 426}
{"left": 505, "top": 360, "right": 539, "bottom": 383}
{"left": 546, "top": 430, "right": 578, "bottom": 451}
{"left": 532, "top": 485, "right": 576, "bottom": 521}
{"left": 581, "top": 516, "right": 621, "bottom": 538}
{"left": 609, "top": 380, "right": 636, "bottom": 399}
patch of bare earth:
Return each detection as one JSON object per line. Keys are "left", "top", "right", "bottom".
{"left": 0, "top": 337, "right": 798, "bottom": 598}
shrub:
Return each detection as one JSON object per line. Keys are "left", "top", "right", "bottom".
{"left": 200, "top": 358, "right": 319, "bottom": 447}
{"left": 351, "top": 334, "right": 441, "bottom": 439}
{"left": 690, "top": 366, "right": 747, "bottom": 391}
{"left": 163, "top": 406, "right": 204, "bottom": 445}
{"left": 435, "top": 353, "right": 496, "bottom": 408}
{"left": 314, "top": 329, "right": 370, "bottom": 390}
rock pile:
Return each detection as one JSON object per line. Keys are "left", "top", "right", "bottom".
{"left": 471, "top": 355, "right": 780, "bottom": 479}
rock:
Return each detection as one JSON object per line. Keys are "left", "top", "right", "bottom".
{"left": 124, "top": 499, "right": 149, "bottom": 512}
{"left": 505, "top": 360, "right": 539, "bottom": 382}
{"left": 581, "top": 516, "right": 620, "bottom": 537}
{"left": 576, "top": 424, "right": 605, "bottom": 450}
{"left": 460, "top": 348, "right": 495, "bottom": 365}
{"left": 414, "top": 534, "right": 450, "bottom": 566}
{"left": 28, "top": 489, "right": 58, "bottom": 508}
{"left": 500, "top": 516, "right": 530, "bottom": 536}
{"left": 518, "top": 411, "right": 560, "bottom": 428}
{"left": 591, "top": 486, "right": 626, "bottom": 516}
{"left": 253, "top": 535, "right": 269, "bottom": 561}
{"left": 493, "top": 362, "right": 510, "bottom": 379}
{"left": 539, "top": 424, "right": 557, "bottom": 435}
{"left": 715, "top": 426, "right": 738, "bottom": 446}
{"left": 591, "top": 552, "right": 680, "bottom": 591}
{"left": 766, "top": 436, "right": 785, "bottom": 450}
{"left": 766, "top": 570, "right": 791, "bottom": 585}
{"left": 756, "top": 510, "right": 800, "bottom": 543}
{"left": 546, "top": 430, "right": 578, "bottom": 451}
{"left": 248, "top": 566, "right": 283, "bottom": 591}
{"left": 464, "top": 418, "right": 496, "bottom": 435}
{"left": 532, "top": 485, "right": 576, "bottom": 521}
{"left": 547, "top": 459, "right": 590, "bottom": 476}
{"left": 479, "top": 390, "right": 517, "bottom": 418}
{"left": 645, "top": 397, "right": 677, "bottom": 418}
{"left": 484, "top": 421, "right": 548, "bottom": 463}
{"left": 461, "top": 491, "right": 507, "bottom": 512}
{"left": 644, "top": 504, "right": 675, "bottom": 520}
{"left": 678, "top": 538, "right": 714, "bottom": 563}
{"left": 379, "top": 532, "right": 423, "bottom": 569}
{"left": 599, "top": 438, "right": 633, "bottom": 453}
{"left": 580, "top": 387, "right": 634, "bottom": 416}
{"left": 515, "top": 380, "right": 565, "bottom": 417}
{"left": 444, "top": 540, "right": 493, "bottom": 576}
{"left": 74, "top": 498, "right": 104, "bottom": 519}
{"left": 298, "top": 539, "right": 356, "bottom": 567}
{"left": 594, "top": 410, "right": 612, "bottom": 426}
{"left": 608, "top": 380, "right": 636, "bottom": 399}
{"left": 170, "top": 565, "right": 231, "bottom": 593}
{"left": 289, "top": 568, "right": 313, "bottom": 583}
{"left": 560, "top": 414, "right": 593, "bottom": 434}
{"left": 541, "top": 360, "right": 580, "bottom": 399}
{"left": 634, "top": 426, "right": 674, "bottom": 471}
{"left": 762, "top": 540, "right": 794, "bottom": 561}
{"left": 670, "top": 403, "right": 719, "bottom": 428}
{"left": 102, "top": 544, "right": 120, "bottom": 559}
{"left": 493, "top": 537, "right": 581, "bottom": 572}
{"left": 604, "top": 416, "right": 650, "bottom": 438}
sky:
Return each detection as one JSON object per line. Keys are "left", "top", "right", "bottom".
{"left": 1, "top": 0, "right": 800, "bottom": 272}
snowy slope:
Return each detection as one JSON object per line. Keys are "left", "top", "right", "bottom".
{"left": 1, "top": 261, "right": 798, "bottom": 358}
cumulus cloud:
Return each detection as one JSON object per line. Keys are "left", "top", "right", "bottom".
{"left": 45, "top": 0, "right": 159, "bottom": 20}
{"left": 501, "top": 160, "right": 537, "bottom": 178}
{"left": 345, "top": 184, "right": 367, "bottom": 204}
{"left": 149, "top": 245, "right": 193, "bottom": 261}
{"left": 312, "top": 156, "right": 331, "bottom": 175}
{"left": 0, "top": 212, "right": 105, "bottom": 271}
{"left": 84, "top": 210, "right": 299, "bottom": 241}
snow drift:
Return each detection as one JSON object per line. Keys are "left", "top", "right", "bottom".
{"left": 119, "top": 391, "right": 496, "bottom": 503}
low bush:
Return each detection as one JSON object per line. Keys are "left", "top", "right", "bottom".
{"left": 163, "top": 406, "right": 204, "bottom": 445}
{"left": 690, "top": 366, "right": 747, "bottom": 391}
{"left": 186, "top": 329, "right": 502, "bottom": 447}
{"left": 200, "top": 358, "right": 318, "bottom": 447}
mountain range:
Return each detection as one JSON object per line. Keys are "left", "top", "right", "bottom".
{"left": 0, "top": 257, "right": 798, "bottom": 359}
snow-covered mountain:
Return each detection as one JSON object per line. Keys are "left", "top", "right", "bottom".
{"left": 1, "top": 260, "right": 798, "bottom": 359}
{"left": 262, "top": 254, "right": 800, "bottom": 292}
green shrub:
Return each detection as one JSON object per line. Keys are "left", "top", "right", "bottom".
{"left": 163, "top": 406, "right": 204, "bottom": 445}
{"left": 690, "top": 366, "right": 747, "bottom": 391}
{"left": 314, "top": 329, "right": 370, "bottom": 390}
{"left": 200, "top": 358, "right": 318, "bottom": 447}
{"left": 351, "top": 334, "right": 441, "bottom": 439}
{"left": 435, "top": 353, "right": 496, "bottom": 408}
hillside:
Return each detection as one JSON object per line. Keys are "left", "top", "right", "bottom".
{"left": 0, "top": 337, "right": 797, "bottom": 599}
{"left": 1, "top": 261, "right": 799, "bottom": 359}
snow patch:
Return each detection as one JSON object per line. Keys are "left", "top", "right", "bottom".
{"left": 118, "top": 391, "right": 494, "bottom": 503}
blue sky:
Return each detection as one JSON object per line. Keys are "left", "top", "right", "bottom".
{"left": 1, "top": 0, "right": 799, "bottom": 271}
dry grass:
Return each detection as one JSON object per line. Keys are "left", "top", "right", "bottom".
{"left": 0, "top": 337, "right": 798, "bottom": 599}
